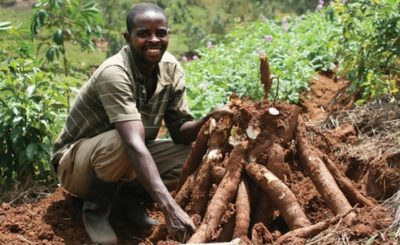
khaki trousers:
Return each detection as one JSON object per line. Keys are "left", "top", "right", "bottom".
{"left": 57, "top": 130, "right": 191, "bottom": 198}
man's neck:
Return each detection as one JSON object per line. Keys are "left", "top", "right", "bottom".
{"left": 130, "top": 47, "right": 157, "bottom": 78}
{"left": 136, "top": 62, "right": 156, "bottom": 78}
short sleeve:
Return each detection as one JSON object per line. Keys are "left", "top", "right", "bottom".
{"left": 95, "top": 66, "right": 141, "bottom": 123}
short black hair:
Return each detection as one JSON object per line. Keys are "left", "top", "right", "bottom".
{"left": 126, "top": 3, "right": 166, "bottom": 33}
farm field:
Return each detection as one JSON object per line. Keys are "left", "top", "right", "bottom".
{"left": 0, "top": 0, "right": 399, "bottom": 244}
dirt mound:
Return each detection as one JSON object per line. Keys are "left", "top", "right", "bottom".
{"left": 0, "top": 74, "right": 399, "bottom": 244}
{"left": 300, "top": 73, "right": 353, "bottom": 122}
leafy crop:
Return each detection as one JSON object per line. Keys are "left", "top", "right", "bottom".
{"left": 184, "top": 9, "right": 341, "bottom": 118}
{"left": 31, "top": 0, "right": 103, "bottom": 76}
{"left": 0, "top": 58, "right": 69, "bottom": 191}
{"left": 334, "top": 0, "right": 400, "bottom": 103}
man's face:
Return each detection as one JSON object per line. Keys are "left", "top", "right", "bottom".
{"left": 126, "top": 11, "right": 169, "bottom": 65}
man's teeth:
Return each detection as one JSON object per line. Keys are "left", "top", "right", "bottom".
{"left": 148, "top": 48, "right": 160, "bottom": 53}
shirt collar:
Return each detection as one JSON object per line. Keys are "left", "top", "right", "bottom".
{"left": 126, "top": 45, "right": 146, "bottom": 82}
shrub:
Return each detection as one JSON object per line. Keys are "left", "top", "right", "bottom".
{"left": 334, "top": 0, "right": 400, "bottom": 103}
{"left": 0, "top": 58, "right": 69, "bottom": 191}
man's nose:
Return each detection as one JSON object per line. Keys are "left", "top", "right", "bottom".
{"left": 149, "top": 33, "right": 160, "bottom": 42}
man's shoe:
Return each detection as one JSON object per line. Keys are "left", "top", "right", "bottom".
{"left": 117, "top": 181, "right": 159, "bottom": 229}
{"left": 82, "top": 171, "right": 120, "bottom": 244}
{"left": 123, "top": 197, "right": 159, "bottom": 229}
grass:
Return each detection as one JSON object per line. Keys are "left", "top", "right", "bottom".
{"left": 0, "top": 6, "right": 32, "bottom": 29}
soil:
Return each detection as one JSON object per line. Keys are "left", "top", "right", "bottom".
{"left": 0, "top": 0, "right": 36, "bottom": 9}
{"left": 1, "top": 74, "right": 399, "bottom": 244}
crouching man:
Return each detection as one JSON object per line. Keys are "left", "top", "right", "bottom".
{"left": 51, "top": 3, "right": 230, "bottom": 244}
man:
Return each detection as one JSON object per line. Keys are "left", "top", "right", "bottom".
{"left": 52, "top": 3, "right": 230, "bottom": 244}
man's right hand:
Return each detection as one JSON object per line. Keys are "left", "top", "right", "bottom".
{"left": 116, "top": 120, "right": 196, "bottom": 240}
{"left": 162, "top": 199, "right": 195, "bottom": 240}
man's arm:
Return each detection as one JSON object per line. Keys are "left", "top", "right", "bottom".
{"left": 170, "top": 105, "right": 233, "bottom": 144}
{"left": 115, "top": 120, "right": 195, "bottom": 232}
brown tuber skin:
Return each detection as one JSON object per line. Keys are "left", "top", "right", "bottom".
{"left": 275, "top": 205, "right": 358, "bottom": 244}
{"left": 187, "top": 144, "right": 246, "bottom": 243}
{"left": 188, "top": 148, "right": 223, "bottom": 217}
{"left": 322, "top": 155, "right": 376, "bottom": 207}
{"left": 175, "top": 174, "right": 195, "bottom": 207}
{"left": 251, "top": 223, "right": 273, "bottom": 244}
{"left": 296, "top": 116, "right": 355, "bottom": 224}
{"left": 233, "top": 179, "right": 251, "bottom": 239}
{"left": 245, "top": 162, "right": 311, "bottom": 230}
{"left": 178, "top": 120, "right": 211, "bottom": 189}
{"left": 260, "top": 54, "right": 272, "bottom": 99}
{"left": 213, "top": 203, "right": 236, "bottom": 242}
{"left": 188, "top": 117, "right": 233, "bottom": 218}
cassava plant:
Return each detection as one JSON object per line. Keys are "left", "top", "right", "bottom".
{"left": 30, "top": 0, "right": 103, "bottom": 76}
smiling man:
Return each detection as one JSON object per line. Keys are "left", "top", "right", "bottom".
{"left": 51, "top": 3, "right": 230, "bottom": 245}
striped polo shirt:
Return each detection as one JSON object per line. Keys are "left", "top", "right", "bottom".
{"left": 54, "top": 45, "right": 194, "bottom": 152}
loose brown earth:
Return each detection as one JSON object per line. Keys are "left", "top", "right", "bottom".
{"left": 1, "top": 74, "right": 399, "bottom": 244}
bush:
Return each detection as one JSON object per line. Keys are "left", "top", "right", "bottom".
{"left": 334, "top": 0, "right": 400, "bottom": 103}
{"left": 0, "top": 58, "right": 69, "bottom": 191}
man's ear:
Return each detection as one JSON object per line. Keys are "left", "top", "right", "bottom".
{"left": 167, "top": 28, "right": 171, "bottom": 35}
{"left": 123, "top": 32, "right": 130, "bottom": 43}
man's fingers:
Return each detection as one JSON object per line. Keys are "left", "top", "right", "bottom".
{"left": 212, "top": 108, "right": 234, "bottom": 120}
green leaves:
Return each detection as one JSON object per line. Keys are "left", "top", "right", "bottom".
{"left": 185, "top": 0, "right": 399, "bottom": 118}
{"left": 0, "top": 58, "right": 68, "bottom": 190}
{"left": 184, "top": 10, "right": 341, "bottom": 118}
{"left": 334, "top": 0, "right": 400, "bottom": 102}
{"left": 30, "top": 0, "right": 103, "bottom": 74}
{"left": 0, "top": 21, "right": 12, "bottom": 31}
{"left": 53, "top": 29, "right": 63, "bottom": 45}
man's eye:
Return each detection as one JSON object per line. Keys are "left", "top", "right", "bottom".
{"left": 136, "top": 31, "right": 151, "bottom": 38}
{"left": 156, "top": 30, "right": 168, "bottom": 38}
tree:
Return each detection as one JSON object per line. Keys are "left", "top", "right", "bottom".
{"left": 30, "top": 0, "right": 103, "bottom": 76}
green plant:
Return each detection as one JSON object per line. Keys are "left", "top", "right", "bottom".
{"left": 0, "top": 21, "right": 12, "bottom": 31}
{"left": 334, "top": 0, "right": 400, "bottom": 103}
{"left": 184, "top": 8, "right": 341, "bottom": 118}
{"left": 0, "top": 58, "right": 69, "bottom": 191}
{"left": 0, "top": 16, "right": 36, "bottom": 61}
{"left": 30, "top": 0, "right": 103, "bottom": 76}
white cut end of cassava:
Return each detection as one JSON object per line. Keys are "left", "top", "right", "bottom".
{"left": 246, "top": 125, "right": 261, "bottom": 139}
{"left": 229, "top": 135, "right": 241, "bottom": 146}
{"left": 208, "top": 118, "right": 217, "bottom": 134}
{"left": 208, "top": 149, "right": 222, "bottom": 160}
{"left": 268, "top": 107, "right": 280, "bottom": 115}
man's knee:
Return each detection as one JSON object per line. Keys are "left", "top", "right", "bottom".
{"left": 89, "top": 130, "right": 135, "bottom": 182}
